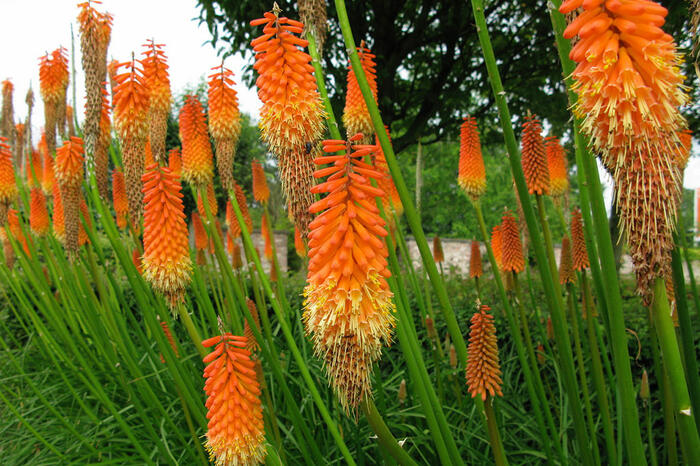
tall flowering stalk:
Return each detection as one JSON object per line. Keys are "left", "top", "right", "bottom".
{"left": 26, "top": 150, "right": 42, "bottom": 189}
{"left": 179, "top": 95, "right": 213, "bottom": 189}
{"left": 303, "top": 134, "right": 395, "bottom": 413}
{"left": 112, "top": 58, "right": 150, "bottom": 227}
{"left": 250, "top": 7, "right": 324, "bottom": 235}
{"left": 571, "top": 209, "right": 589, "bottom": 272}
{"left": 142, "top": 39, "right": 171, "bottom": 164}
{"left": 343, "top": 41, "right": 378, "bottom": 142}
{"left": 14, "top": 123, "right": 24, "bottom": 168}
{"left": 208, "top": 64, "right": 241, "bottom": 191}
{"left": 202, "top": 334, "right": 266, "bottom": 465}
{"left": 55, "top": 137, "right": 84, "bottom": 258}
{"left": 559, "top": 0, "right": 689, "bottom": 303}
{"left": 141, "top": 164, "right": 191, "bottom": 307}
{"left": 38, "top": 48, "right": 69, "bottom": 155}
{"left": 458, "top": 116, "right": 486, "bottom": 201}
{"left": 299, "top": 0, "right": 328, "bottom": 54}
{"left": 225, "top": 183, "right": 253, "bottom": 240}
{"left": 466, "top": 304, "right": 502, "bottom": 400}
{"left": 0, "top": 137, "right": 16, "bottom": 226}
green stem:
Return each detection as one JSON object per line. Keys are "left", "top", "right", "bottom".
{"left": 467, "top": 1, "right": 593, "bottom": 462}
{"left": 362, "top": 398, "right": 418, "bottom": 466}
{"left": 176, "top": 303, "right": 206, "bottom": 358}
{"left": 645, "top": 401, "right": 659, "bottom": 466}
{"left": 676, "top": 210, "right": 700, "bottom": 318}
{"left": 536, "top": 195, "right": 559, "bottom": 279}
{"left": 484, "top": 398, "right": 509, "bottom": 466}
{"left": 306, "top": 30, "right": 342, "bottom": 140}
{"left": 650, "top": 278, "right": 700, "bottom": 464}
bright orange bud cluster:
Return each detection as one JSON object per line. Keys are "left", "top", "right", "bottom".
{"left": 571, "top": 209, "right": 590, "bottom": 271}
{"left": 251, "top": 160, "right": 270, "bottom": 204}
{"left": 26, "top": 150, "right": 43, "bottom": 188}
{"left": 142, "top": 39, "right": 171, "bottom": 164}
{"left": 458, "top": 116, "right": 486, "bottom": 200}
{"left": 500, "top": 210, "right": 524, "bottom": 274}
{"left": 38, "top": 47, "right": 69, "bottom": 154}
{"left": 141, "top": 164, "right": 192, "bottom": 307}
{"left": 469, "top": 240, "right": 483, "bottom": 279}
{"left": 179, "top": 95, "right": 214, "bottom": 188}
{"left": 41, "top": 138, "right": 55, "bottom": 196}
{"left": 0, "top": 137, "right": 17, "bottom": 206}
{"left": 466, "top": 305, "right": 503, "bottom": 401}
{"left": 303, "top": 134, "right": 395, "bottom": 412}
{"left": 261, "top": 215, "right": 273, "bottom": 260}
{"left": 202, "top": 334, "right": 266, "bottom": 466}
{"left": 197, "top": 183, "right": 218, "bottom": 217}
{"left": 544, "top": 136, "right": 568, "bottom": 198}
{"left": 208, "top": 64, "right": 241, "bottom": 191}
{"left": 343, "top": 41, "right": 378, "bottom": 140}
{"left": 521, "top": 114, "right": 549, "bottom": 195}
{"left": 251, "top": 9, "right": 324, "bottom": 157}
{"left": 30, "top": 188, "right": 50, "bottom": 236}
{"left": 168, "top": 147, "right": 182, "bottom": 176}
{"left": 112, "top": 169, "right": 128, "bottom": 229}
{"left": 55, "top": 137, "right": 84, "bottom": 188}
{"left": 559, "top": 236, "right": 575, "bottom": 285}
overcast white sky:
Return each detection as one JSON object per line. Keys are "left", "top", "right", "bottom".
{"left": 1, "top": 0, "right": 697, "bottom": 193}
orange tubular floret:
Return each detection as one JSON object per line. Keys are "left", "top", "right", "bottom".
{"left": 0, "top": 138, "right": 17, "bottom": 203}
{"left": 207, "top": 64, "right": 241, "bottom": 142}
{"left": 111, "top": 59, "right": 149, "bottom": 142}
{"left": 30, "top": 188, "right": 50, "bottom": 236}
{"left": 202, "top": 333, "right": 266, "bottom": 465}
{"left": 141, "top": 164, "right": 192, "bottom": 307}
{"left": 251, "top": 160, "right": 270, "bottom": 203}
{"left": 141, "top": 39, "right": 171, "bottom": 113}
{"left": 491, "top": 224, "right": 502, "bottom": 270}
{"left": 179, "top": 95, "right": 214, "bottom": 187}
{"left": 303, "top": 134, "right": 395, "bottom": 413}
{"left": 466, "top": 305, "right": 503, "bottom": 401}
{"left": 458, "top": 116, "right": 486, "bottom": 200}
{"left": 343, "top": 41, "right": 378, "bottom": 138}
{"left": 55, "top": 137, "right": 85, "bottom": 188}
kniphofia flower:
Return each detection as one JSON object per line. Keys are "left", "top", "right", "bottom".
{"left": 141, "top": 164, "right": 192, "bottom": 307}
{"left": 373, "top": 127, "right": 403, "bottom": 216}
{"left": 243, "top": 298, "right": 261, "bottom": 353}
{"left": 469, "top": 239, "right": 483, "bottom": 279}
{"left": 26, "top": 150, "right": 42, "bottom": 189}
{"left": 466, "top": 304, "right": 503, "bottom": 400}
{"left": 458, "top": 116, "right": 486, "bottom": 200}
{"left": 226, "top": 183, "right": 253, "bottom": 239}
{"left": 294, "top": 226, "right": 307, "bottom": 258}
{"left": 41, "top": 135, "right": 55, "bottom": 196}
{"left": 298, "top": 0, "right": 328, "bottom": 54}
{"left": 491, "top": 224, "right": 503, "bottom": 271}
{"left": 208, "top": 64, "right": 241, "bottom": 191}
{"left": 342, "top": 41, "right": 378, "bottom": 142}
{"left": 1, "top": 81, "right": 15, "bottom": 149}
{"left": 202, "top": 333, "right": 266, "bottom": 465}
{"left": 55, "top": 137, "right": 85, "bottom": 257}
{"left": 142, "top": 39, "right": 171, "bottom": 164}
{"left": 559, "top": 236, "right": 575, "bottom": 285}
{"left": 112, "top": 58, "right": 150, "bottom": 226}
{"left": 112, "top": 169, "right": 128, "bottom": 230}
{"left": 251, "top": 160, "right": 270, "bottom": 204}
{"left": 0, "top": 137, "right": 17, "bottom": 226}
{"left": 168, "top": 147, "right": 182, "bottom": 176}
{"left": 179, "top": 95, "right": 214, "bottom": 188}
{"left": 30, "top": 188, "right": 50, "bottom": 236}
{"left": 38, "top": 48, "right": 69, "bottom": 155}
{"left": 303, "top": 134, "right": 395, "bottom": 413}
{"left": 544, "top": 136, "right": 568, "bottom": 198}
{"left": 571, "top": 209, "right": 589, "bottom": 271}
{"left": 500, "top": 211, "right": 524, "bottom": 274}
{"left": 433, "top": 236, "right": 444, "bottom": 263}
{"left": 521, "top": 114, "right": 549, "bottom": 196}
{"left": 197, "top": 183, "right": 218, "bottom": 217}
{"left": 261, "top": 214, "right": 273, "bottom": 260}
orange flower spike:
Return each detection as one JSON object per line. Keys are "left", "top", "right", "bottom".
{"left": 29, "top": 188, "right": 50, "bottom": 236}
{"left": 250, "top": 9, "right": 324, "bottom": 156}
{"left": 159, "top": 320, "right": 179, "bottom": 363}
{"left": 55, "top": 137, "right": 84, "bottom": 188}
{"left": 197, "top": 183, "right": 218, "bottom": 217}
{"left": 466, "top": 305, "right": 503, "bottom": 401}
{"left": 168, "top": 147, "right": 182, "bottom": 176}
{"left": 433, "top": 236, "right": 444, "bottom": 263}
{"left": 469, "top": 239, "right": 483, "bottom": 279}
{"left": 78, "top": 196, "right": 92, "bottom": 247}
{"left": 26, "top": 150, "right": 43, "bottom": 188}
{"left": 112, "top": 169, "right": 128, "bottom": 230}
{"left": 294, "top": 226, "right": 307, "bottom": 258}
{"left": 41, "top": 138, "right": 55, "bottom": 196}
{"left": 559, "top": 235, "right": 575, "bottom": 285}
{"left": 227, "top": 182, "right": 253, "bottom": 238}
{"left": 6, "top": 209, "right": 30, "bottom": 257}
{"left": 179, "top": 95, "right": 214, "bottom": 188}
{"left": 343, "top": 41, "right": 378, "bottom": 140}
{"left": 0, "top": 137, "right": 17, "bottom": 207}
{"left": 141, "top": 164, "right": 192, "bottom": 307}
{"left": 202, "top": 334, "right": 266, "bottom": 465}
{"left": 262, "top": 214, "right": 273, "bottom": 260}
{"left": 52, "top": 183, "right": 65, "bottom": 243}
{"left": 251, "top": 160, "right": 270, "bottom": 204}
{"left": 243, "top": 298, "right": 261, "bottom": 353}
{"left": 500, "top": 210, "right": 524, "bottom": 274}
{"left": 208, "top": 64, "right": 241, "bottom": 191}
{"left": 571, "top": 209, "right": 590, "bottom": 271}
{"left": 544, "top": 136, "right": 568, "bottom": 198}
{"left": 142, "top": 39, "right": 171, "bottom": 164}
{"left": 458, "top": 116, "right": 486, "bottom": 200}
{"left": 521, "top": 114, "right": 550, "bottom": 196}
{"left": 133, "top": 248, "right": 143, "bottom": 275}
{"left": 304, "top": 134, "right": 395, "bottom": 413}
{"left": 192, "top": 211, "right": 207, "bottom": 252}
{"left": 491, "top": 224, "right": 503, "bottom": 270}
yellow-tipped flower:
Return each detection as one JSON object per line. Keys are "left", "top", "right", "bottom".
{"left": 208, "top": 64, "right": 241, "bottom": 191}
{"left": 202, "top": 334, "right": 266, "bottom": 466}
{"left": 544, "top": 136, "right": 568, "bottom": 198}
{"left": 142, "top": 39, "right": 171, "bottom": 164}
{"left": 303, "top": 134, "right": 395, "bottom": 413}
{"left": 466, "top": 304, "right": 503, "bottom": 400}
{"left": 141, "top": 164, "right": 192, "bottom": 307}
{"left": 179, "top": 95, "right": 214, "bottom": 188}
{"left": 342, "top": 41, "right": 378, "bottom": 140}
{"left": 559, "top": 236, "right": 575, "bottom": 285}
{"left": 458, "top": 116, "right": 486, "bottom": 200}
{"left": 469, "top": 239, "right": 483, "bottom": 279}
{"left": 500, "top": 210, "right": 524, "bottom": 274}
{"left": 55, "top": 137, "right": 84, "bottom": 257}
{"left": 38, "top": 48, "right": 69, "bottom": 155}
{"left": 0, "top": 137, "right": 17, "bottom": 226}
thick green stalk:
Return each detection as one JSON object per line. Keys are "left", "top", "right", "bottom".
{"left": 306, "top": 31, "right": 342, "bottom": 140}
{"left": 467, "top": 2, "right": 592, "bottom": 462}
{"left": 176, "top": 303, "right": 206, "bottom": 358}
{"left": 650, "top": 278, "right": 700, "bottom": 464}
{"left": 581, "top": 270, "right": 617, "bottom": 464}
{"left": 484, "top": 398, "right": 509, "bottom": 466}
{"left": 548, "top": 2, "right": 646, "bottom": 462}
{"left": 670, "top": 244, "right": 700, "bottom": 434}
{"left": 362, "top": 398, "right": 418, "bottom": 466}
{"left": 645, "top": 401, "right": 659, "bottom": 466}
{"left": 334, "top": 0, "right": 469, "bottom": 370}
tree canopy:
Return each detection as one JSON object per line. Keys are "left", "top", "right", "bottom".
{"left": 196, "top": 0, "right": 699, "bottom": 153}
